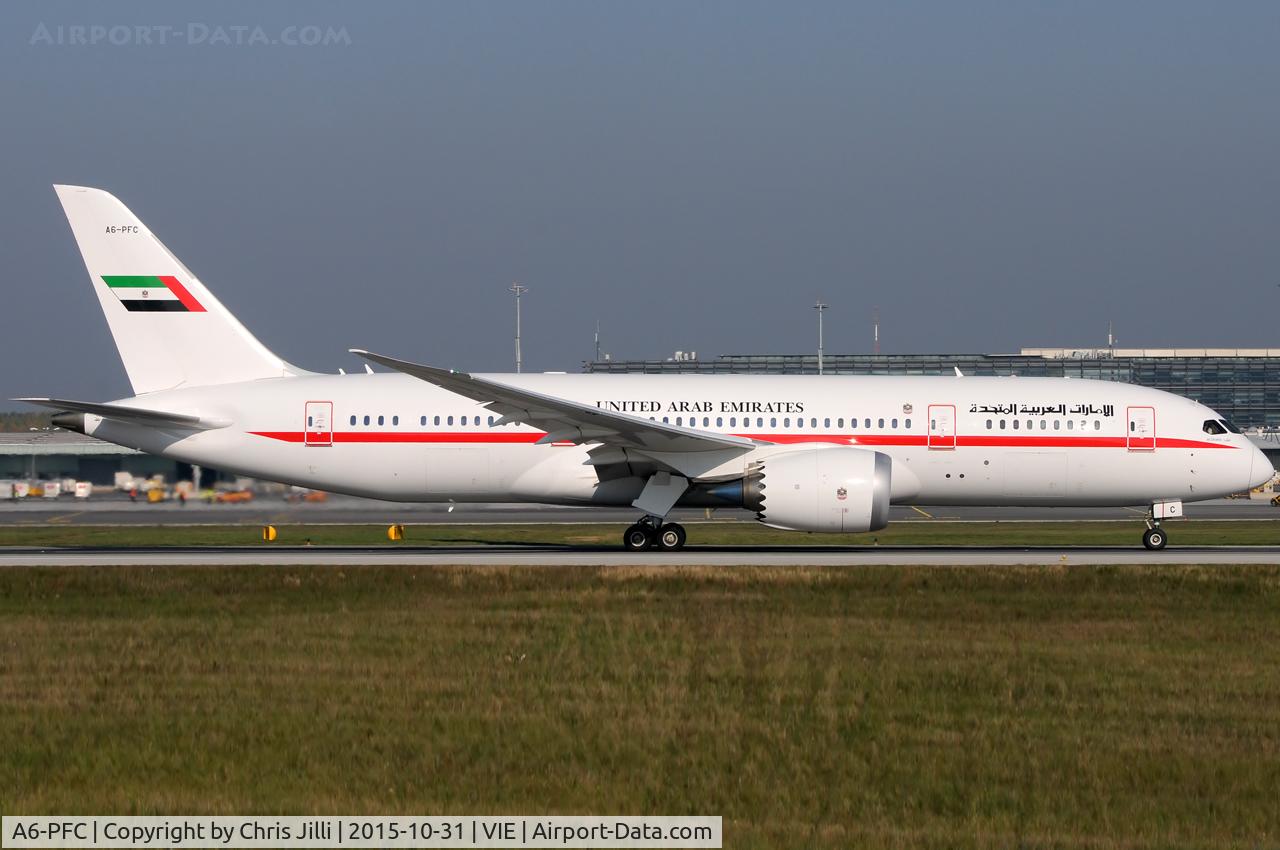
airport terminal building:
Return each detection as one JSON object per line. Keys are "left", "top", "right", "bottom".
{"left": 585, "top": 347, "right": 1280, "bottom": 431}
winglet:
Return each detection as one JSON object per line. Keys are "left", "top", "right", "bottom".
{"left": 350, "top": 349, "right": 469, "bottom": 383}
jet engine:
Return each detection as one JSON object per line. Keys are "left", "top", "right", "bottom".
{"left": 743, "top": 447, "right": 891, "bottom": 533}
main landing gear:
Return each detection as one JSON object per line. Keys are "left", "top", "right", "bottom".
{"left": 1142, "top": 526, "right": 1167, "bottom": 551}
{"left": 622, "top": 516, "right": 687, "bottom": 551}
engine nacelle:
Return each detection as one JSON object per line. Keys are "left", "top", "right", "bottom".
{"left": 744, "top": 447, "right": 891, "bottom": 533}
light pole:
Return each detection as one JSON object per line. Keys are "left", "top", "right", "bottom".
{"left": 510, "top": 281, "right": 528, "bottom": 373}
{"left": 813, "top": 300, "right": 828, "bottom": 375}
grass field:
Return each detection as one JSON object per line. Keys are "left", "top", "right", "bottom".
{"left": 2, "top": 564, "right": 1279, "bottom": 848}
{"left": 0, "top": 518, "right": 1278, "bottom": 548}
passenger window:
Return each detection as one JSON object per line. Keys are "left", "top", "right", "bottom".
{"left": 1067, "top": 420, "right": 1074, "bottom": 430}
{"left": 489, "top": 416, "right": 495, "bottom": 426}
{"left": 377, "top": 415, "right": 384, "bottom": 426}
{"left": 1013, "top": 420, "right": 1020, "bottom": 430}
{"left": 1053, "top": 420, "right": 1060, "bottom": 430}
{"left": 363, "top": 415, "right": 370, "bottom": 426}
{"left": 891, "top": 418, "right": 898, "bottom": 428}
{"left": 878, "top": 418, "right": 885, "bottom": 428}
{"left": 850, "top": 418, "right": 856, "bottom": 429}
{"left": 784, "top": 417, "right": 791, "bottom": 428}
{"left": 999, "top": 419, "right": 1006, "bottom": 429}
{"left": 811, "top": 418, "right": 818, "bottom": 428}
{"left": 905, "top": 418, "right": 911, "bottom": 429}
{"left": 716, "top": 417, "right": 723, "bottom": 427}
{"left": 447, "top": 416, "right": 454, "bottom": 426}
{"left": 1202, "top": 419, "right": 1226, "bottom": 435}
{"left": 703, "top": 417, "right": 710, "bottom": 427}
{"left": 757, "top": 417, "right": 764, "bottom": 428}
{"left": 393, "top": 415, "right": 399, "bottom": 426}
{"left": 865, "top": 418, "right": 871, "bottom": 428}
{"left": 1094, "top": 420, "right": 1101, "bottom": 430}
{"left": 730, "top": 417, "right": 737, "bottom": 427}
{"left": 349, "top": 415, "right": 357, "bottom": 426}
{"left": 307, "top": 416, "right": 313, "bottom": 427}
{"left": 420, "top": 415, "right": 426, "bottom": 426}
{"left": 770, "top": 417, "right": 777, "bottom": 428}
{"left": 986, "top": 419, "right": 992, "bottom": 429}
{"left": 837, "top": 418, "right": 844, "bottom": 428}
{"left": 434, "top": 416, "right": 440, "bottom": 426}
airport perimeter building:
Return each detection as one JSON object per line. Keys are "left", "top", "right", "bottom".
{"left": 585, "top": 348, "right": 1280, "bottom": 431}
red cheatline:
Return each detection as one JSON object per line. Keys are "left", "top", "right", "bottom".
{"left": 246, "top": 431, "right": 1236, "bottom": 450}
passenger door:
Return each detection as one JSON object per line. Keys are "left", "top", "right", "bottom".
{"left": 1127, "top": 406, "right": 1155, "bottom": 452}
{"left": 304, "top": 401, "right": 333, "bottom": 447}
{"left": 928, "top": 404, "right": 956, "bottom": 450}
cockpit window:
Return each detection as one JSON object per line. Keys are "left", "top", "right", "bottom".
{"left": 1219, "top": 419, "right": 1243, "bottom": 434}
{"left": 1202, "top": 419, "right": 1226, "bottom": 435}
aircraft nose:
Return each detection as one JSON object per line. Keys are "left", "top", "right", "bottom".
{"left": 1249, "top": 444, "right": 1275, "bottom": 490}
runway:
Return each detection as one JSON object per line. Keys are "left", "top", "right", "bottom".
{"left": 2, "top": 544, "right": 1279, "bottom": 566}
{"left": 2, "top": 496, "right": 1277, "bottom": 526}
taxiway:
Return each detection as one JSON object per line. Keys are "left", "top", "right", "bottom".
{"left": 2, "top": 544, "right": 1278, "bottom": 567}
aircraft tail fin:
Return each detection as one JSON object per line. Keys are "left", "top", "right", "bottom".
{"left": 53, "top": 185, "right": 304, "bottom": 394}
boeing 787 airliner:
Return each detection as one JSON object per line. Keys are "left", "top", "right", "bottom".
{"left": 21, "top": 186, "right": 1273, "bottom": 550}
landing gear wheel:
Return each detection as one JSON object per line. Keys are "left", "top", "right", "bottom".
{"left": 623, "top": 524, "right": 654, "bottom": 551}
{"left": 656, "top": 523, "right": 687, "bottom": 552}
{"left": 1142, "top": 527, "right": 1167, "bottom": 551}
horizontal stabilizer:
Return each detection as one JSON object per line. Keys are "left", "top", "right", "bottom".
{"left": 15, "top": 397, "right": 224, "bottom": 431}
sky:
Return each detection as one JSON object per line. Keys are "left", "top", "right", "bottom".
{"left": 2, "top": 1, "right": 1279, "bottom": 403}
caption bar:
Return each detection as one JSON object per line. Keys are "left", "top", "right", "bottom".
{"left": 2, "top": 817, "right": 721, "bottom": 849}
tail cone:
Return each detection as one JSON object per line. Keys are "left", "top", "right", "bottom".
{"left": 51, "top": 411, "right": 86, "bottom": 434}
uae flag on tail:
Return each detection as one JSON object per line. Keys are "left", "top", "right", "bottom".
{"left": 102, "top": 275, "right": 206, "bottom": 312}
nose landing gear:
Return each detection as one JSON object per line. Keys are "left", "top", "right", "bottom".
{"left": 1142, "top": 525, "right": 1167, "bottom": 550}
{"left": 622, "top": 516, "right": 687, "bottom": 551}
{"left": 1142, "top": 500, "right": 1182, "bottom": 550}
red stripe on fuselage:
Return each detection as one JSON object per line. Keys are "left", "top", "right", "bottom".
{"left": 249, "top": 431, "right": 545, "bottom": 444}
{"left": 247, "top": 431, "right": 1237, "bottom": 450}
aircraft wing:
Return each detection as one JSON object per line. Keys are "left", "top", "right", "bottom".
{"left": 15, "top": 397, "right": 223, "bottom": 430}
{"left": 350, "top": 349, "right": 758, "bottom": 455}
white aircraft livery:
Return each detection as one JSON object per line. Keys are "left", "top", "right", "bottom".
{"left": 24, "top": 185, "right": 1273, "bottom": 551}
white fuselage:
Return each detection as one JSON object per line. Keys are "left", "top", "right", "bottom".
{"left": 83, "top": 373, "right": 1271, "bottom": 508}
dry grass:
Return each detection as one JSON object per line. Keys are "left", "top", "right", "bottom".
{"left": 1, "top": 564, "right": 1279, "bottom": 848}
